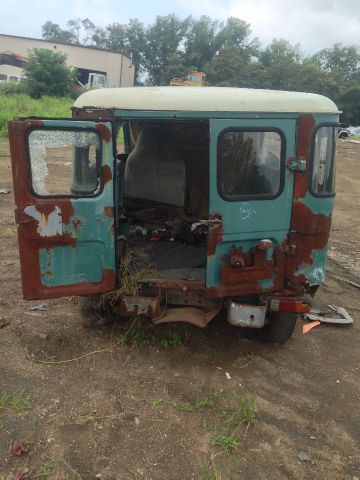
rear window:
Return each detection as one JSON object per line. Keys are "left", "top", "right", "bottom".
{"left": 28, "top": 129, "right": 101, "bottom": 197}
{"left": 311, "top": 125, "right": 336, "bottom": 196}
{"left": 218, "top": 129, "right": 284, "bottom": 199}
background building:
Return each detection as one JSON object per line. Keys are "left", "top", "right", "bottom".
{"left": 0, "top": 34, "right": 135, "bottom": 87}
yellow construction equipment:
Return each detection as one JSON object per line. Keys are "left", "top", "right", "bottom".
{"left": 170, "top": 70, "right": 208, "bottom": 86}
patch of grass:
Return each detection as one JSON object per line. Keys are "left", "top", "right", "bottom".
{"left": 211, "top": 430, "right": 241, "bottom": 455}
{"left": 0, "top": 91, "right": 73, "bottom": 138}
{"left": 172, "top": 389, "right": 226, "bottom": 413}
{"left": 33, "top": 458, "right": 54, "bottom": 479}
{"left": 225, "top": 395, "right": 256, "bottom": 435}
{"left": 212, "top": 388, "right": 225, "bottom": 400}
{"left": 200, "top": 464, "right": 222, "bottom": 479}
{"left": 149, "top": 399, "right": 163, "bottom": 407}
{"left": 195, "top": 396, "right": 214, "bottom": 410}
{"left": 0, "top": 389, "right": 32, "bottom": 412}
{"left": 160, "top": 333, "right": 183, "bottom": 349}
{"left": 116, "top": 319, "right": 184, "bottom": 351}
{"left": 172, "top": 400, "right": 194, "bottom": 412}
{"left": 239, "top": 396, "right": 256, "bottom": 426}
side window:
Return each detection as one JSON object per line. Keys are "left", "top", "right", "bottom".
{"left": 311, "top": 126, "right": 336, "bottom": 196}
{"left": 219, "top": 130, "right": 283, "bottom": 199}
{"left": 28, "top": 130, "right": 101, "bottom": 196}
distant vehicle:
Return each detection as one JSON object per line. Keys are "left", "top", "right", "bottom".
{"left": 170, "top": 70, "right": 208, "bottom": 87}
{"left": 338, "top": 127, "right": 350, "bottom": 139}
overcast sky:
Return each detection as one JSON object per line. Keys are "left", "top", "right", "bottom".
{"left": 1, "top": 0, "right": 359, "bottom": 54}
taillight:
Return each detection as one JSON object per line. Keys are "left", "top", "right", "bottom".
{"left": 270, "top": 298, "right": 311, "bottom": 313}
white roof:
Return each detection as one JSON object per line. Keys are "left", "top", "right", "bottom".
{"left": 74, "top": 86, "right": 339, "bottom": 114}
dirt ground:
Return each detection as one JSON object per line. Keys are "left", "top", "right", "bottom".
{"left": 0, "top": 139, "right": 359, "bottom": 480}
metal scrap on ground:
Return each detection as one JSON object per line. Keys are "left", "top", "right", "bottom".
{"left": 302, "top": 305, "right": 354, "bottom": 334}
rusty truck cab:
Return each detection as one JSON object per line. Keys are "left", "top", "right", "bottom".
{"left": 8, "top": 87, "right": 339, "bottom": 342}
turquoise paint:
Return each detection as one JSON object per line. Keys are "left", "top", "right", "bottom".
{"left": 258, "top": 278, "right": 274, "bottom": 289}
{"left": 294, "top": 247, "right": 328, "bottom": 286}
{"left": 207, "top": 118, "right": 296, "bottom": 288}
{"left": 299, "top": 193, "right": 334, "bottom": 216}
{"left": 38, "top": 120, "right": 115, "bottom": 287}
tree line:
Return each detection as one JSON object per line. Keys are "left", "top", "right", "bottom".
{"left": 42, "top": 15, "right": 360, "bottom": 124}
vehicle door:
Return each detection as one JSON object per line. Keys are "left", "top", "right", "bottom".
{"left": 207, "top": 118, "right": 297, "bottom": 297}
{"left": 8, "top": 119, "right": 116, "bottom": 300}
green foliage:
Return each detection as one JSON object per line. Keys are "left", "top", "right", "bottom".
{"left": 0, "top": 91, "right": 73, "bottom": 138}
{"left": 172, "top": 389, "right": 225, "bottom": 413}
{"left": 199, "top": 464, "right": 222, "bottom": 480}
{"left": 116, "top": 320, "right": 184, "bottom": 350}
{"left": 211, "top": 430, "right": 241, "bottom": 455}
{"left": 10, "top": 14, "right": 360, "bottom": 123}
{"left": 42, "top": 21, "right": 77, "bottom": 43}
{"left": 0, "top": 388, "right": 32, "bottom": 412}
{"left": 23, "top": 48, "right": 77, "bottom": 98}
{"left": 225, "top": 395, "right": 256, "bottom": 431}
{"left": 33, "top": 458, "right": 54, "bottom": 479}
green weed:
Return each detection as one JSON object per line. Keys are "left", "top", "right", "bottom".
{"left": 239, "top": 396, "right": 256, "bottom": 426}
{"left": 172, "top": 400, "right": 194, "bottom": 412}
{"left": 0, "top": 389, "right": 32, "bottom": 412}
{"left": 200, "top": 464, "right": 222, "bottom": 479}
{"left": 172, "top": 389, "right": 225, "bottom": 413}
{"left": 225, "top": 395, "right": 256, "bottom": 434}
{"left": 149, "top": 399, "right": 163, "bottom": 407}
{"left": 195, "top": 396, "right": 214, "bottom": 410}
{"left": 117, "top": 320, "right": 183, "bottom": 350}
{"left": 211, "top": 430, "right": 241, "bottom": 455}
{"left": 33, "top": 458, "right": 54, "bottom": 479}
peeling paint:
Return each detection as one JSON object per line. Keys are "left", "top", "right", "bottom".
{"left": 24, "top": 205, "right": 62, "bottom": 237}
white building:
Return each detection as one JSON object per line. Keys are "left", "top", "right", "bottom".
{"left": 0, "top": 34, "right": 135, "bottom": 87}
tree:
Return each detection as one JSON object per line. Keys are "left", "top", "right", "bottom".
{"left": 67, "top": 18, "right": 95, "bottom": 45}
{"left": 312, "top": 43, "right": 360, "bottom": 81}
{"left": 214, "top": 17, "right": 260, "bottom": 62}
{"left": 23, "top": 48, "right": 77, "bottom": 98}
{"left": 339, "top": 86, "right": 360, "bottom": 125}
{"left": 142, "top": 15, "right": 190, "bottom": 85}
{"left": 91, "top": 19, "right": 146, "bottom": 83}
{"left": 204, "top": 47, "right": 243, "bottom": 85}
{"left": 42, "top": 21, "right": 76, "bottom": 44}
{"left": 184, "top": 16, "right": 219, "bottom": 70}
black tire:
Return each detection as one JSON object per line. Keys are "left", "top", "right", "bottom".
{"left": 78, "top": 295, "right": 110, "bottom": 328}
{"left": 261, "top": 312, "right": 298, "bottom": 344}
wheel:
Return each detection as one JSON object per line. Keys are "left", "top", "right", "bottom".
{"left": 261, "top": 312, "right": 298, "bottom": 344}
{"left": 78, "top": 295, "right": 110, "bottom": 328}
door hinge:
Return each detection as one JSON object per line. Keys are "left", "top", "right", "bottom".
{"left": 287, "top": 157, "right": 306, "bottom": 172}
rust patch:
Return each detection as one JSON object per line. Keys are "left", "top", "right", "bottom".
{"left": 291, "top": 201, "right": 331, "bottom": 235}
{"left": 206, "top": 283, "right": 267, "bottom": 299}
{"left": 104, "top": 206, "right": 114, "bottom": 217}
{"left": 207, "top": 212, "right": 223, "bottom": 256}
{"left": 102, "top": 165, "right": 112, "bottom": 186}
{"left": 23, "top": 268, "right": 116, "bottom": 301}
{"left": 286, "top": 114, "right": 332, "bottom": 290}
{"left": 72, "top": 108, "right": 115, "bottom": 119}
{"left": 96, "top": 123, "right": 111, "bottom": 143}
{"left": 72, "top": 218, "right": 82, "bottom": 236}
{"left": 293, "top": 115, "right": 315, "bottom": 200}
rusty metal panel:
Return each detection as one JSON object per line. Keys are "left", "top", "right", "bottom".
{"left": 8, "top": 119, "right": 116, "bottom": 300}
